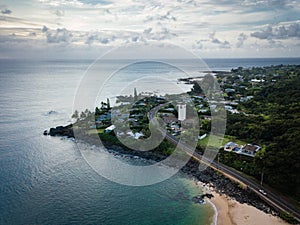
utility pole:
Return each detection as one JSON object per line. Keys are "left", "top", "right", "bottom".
{"left": 260, "top": 170, "right": 264, "bottom": 186}
{"left": 260, "top": 156, "right": 264, "bottom": 186}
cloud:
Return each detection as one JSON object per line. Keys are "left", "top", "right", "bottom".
{"left": 42, "top": 26, "right": 73, "bottom": 43}
{"left": 251, "top": 22, "right": 300, "bottom": 39}
{"left": 236, "top": 33, "right": 248, "bottom": 48}
{"left": 241, "top": 0, "right": 300, "bottom": 9}
{"left": 39, "top": 0, "right": 111, "bottom": 8}
{"left": 209, "top": 32, "right": 231, "bottom": 48}
{"left": 251, "top": 25, "right": 273, "bottom": 39}
{"left": 1, "top": 0, "right": 300, "bottom": 58}
{"left": 77, "top": 0, "right": 111, "bottom": 5}
{"left": 152, "top": 27, "right": 177, "bottom": 41}
{"left": 54, "top": 9, "right": 65, "bottom": 17}
{"left": 267, "top": 39, "right": 284, "bottom": 48}
{"left": 144, "top": 11, "right": 177, "bottom": 23}
{"left": 242, "top": 0, "right": 285, "bottom": 7}
{"left": 193, "top": 40, "right": 204, "bottom": 49}
{"left": 1, "top": 8, "right": 12, "bottom": 14}
{"left": 143, "top": 28, "right": 152, "bottom": 34}
{"left": 85, "top": 32, "right": 115, "bottom": 45}
{"left": 42, "top": 25, "right": 49, "bottom": 32}
{"left": 131, "top": 36, "right": 139, "bottom": 42}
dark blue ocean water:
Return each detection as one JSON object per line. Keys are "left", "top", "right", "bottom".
{"left": 0, "top": 58, "right": 299, "bottom": 225}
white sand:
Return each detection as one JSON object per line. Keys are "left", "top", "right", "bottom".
{"left": 210, "top": 192, "right": 291, "bottom": 225}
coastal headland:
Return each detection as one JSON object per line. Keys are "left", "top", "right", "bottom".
{"left": 46, "top": 123, "right": 292, "bottom": 225}
{"left": 45, "top": 64, "right": 300, "bottom": 224}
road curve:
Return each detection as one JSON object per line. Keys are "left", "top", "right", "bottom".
{"left": 149, "top": 104, "right": 300, "bottom": 222}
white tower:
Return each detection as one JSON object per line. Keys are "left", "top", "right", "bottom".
{"left": 177, "top": 103, "right": 186, "bottom": 121}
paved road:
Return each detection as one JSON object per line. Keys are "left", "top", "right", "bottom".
{"left": 149, "top": 104, "right": 300, "bottom": 222}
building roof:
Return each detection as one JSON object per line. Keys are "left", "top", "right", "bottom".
{"left": 242, "top": 144, "right": 260, "bottom": 152}
{"left": 225, "top": 142, "right": 236, "bottom": 147}
{"left": 105, "top": 125, "right": 116, "bottom": 131}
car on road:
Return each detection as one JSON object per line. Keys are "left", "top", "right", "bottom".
{"left": 259, "top": 189, "right": 267, "bottom": 195}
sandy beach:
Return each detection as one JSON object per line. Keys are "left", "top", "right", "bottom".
{"left": 210, "top": 192, "right": 291, "bottom": 225}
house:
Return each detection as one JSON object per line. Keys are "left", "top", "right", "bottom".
{"left": 195, "top": 104, "right": 204, "bottom": 109}
{"left": 240, "top": 96, "right": 254, "bottom": 102}
{"left": 96, "top": 113, "right": 111, "bottom": 122}
{"left": 198, "top": 133, "right": 207, "bottom": 140}
{"left": 239, "top": 144, "right": 261, "bottom": 157}
{"left": 127, "top": 131, "right": 144, "bottom": 139}
{"left": 203, "top": 115, "right": 211, "bottom": 120}
{"left": 251, "top": 79, "right": 265, "bottom": 83}
{"left": 165, "top": 107, "right": 175, "bottom": 112}
{"left": 225, "top": 105, "right": 233, "bottom": 110}
{"left": 251, "top": 79, "right": 265, "bottom": 86}
{"left": 162, "top": 113, "right": 178, "bottom": 124}
{"left": 111, "top": 113, "right": 129, "bottom": 122}
{"left": 199, "top": 109, "right": 209, "bottom": 114}
{"left": 228, "top": 109, "right": 239, "bottom": 114}
{"left": 225, "top": 88, "right": 235, "bottom": 93}
{"left": 137, "top": 102, "right": 147, "bottom": 106}
{"left": 130, "top": 113, "right": 144, "bottom": 118}
{"left": 193, "top": 95, "right": 204, "bottom": 100}
{"left": 105, "top": 125, "right": 116, "bottom": 133}
{"left": 224, "top": 142, "right": 240, "bottom": 152}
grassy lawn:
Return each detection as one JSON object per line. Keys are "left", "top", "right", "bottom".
{"left": 198, "top": 134, "right": 246, "bottom": 148}
{"left": 87, "top": 128, "right": 105, "bottom": 135}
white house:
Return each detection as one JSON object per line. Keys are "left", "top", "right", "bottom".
{"left": 105, "top": 125, "right": 116, "bottom": 133}
{"left": 224, "top": 142, "right": 240, "bottom": 152}
{"left": 239, "top": 144, "right": 261, "bottom": 157}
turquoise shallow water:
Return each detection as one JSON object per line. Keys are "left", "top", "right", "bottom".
{"left": 1, "top": 58, "right": 299, "bottom": 224}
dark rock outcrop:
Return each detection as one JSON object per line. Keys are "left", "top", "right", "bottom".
{"left": 48, "top": 124, "right": 74, "bottom": 138}
{"left": 180, "top": 158, "right": 277, "bottom": 215}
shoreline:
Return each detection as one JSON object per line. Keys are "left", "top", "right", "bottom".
{"left": 192, "top": 178, "right": 292, "bottom": 225}
{"left": 193, "top": 180, "right": 292, "bottom": 225}
{"left": 208, "top": 190, "right": 291, "bottom": 225}
{"left": 206, "top": 198, "right": 218, "bottom": 225}
{"left": 46, "top": 127, "right": 294, "bottom": 224}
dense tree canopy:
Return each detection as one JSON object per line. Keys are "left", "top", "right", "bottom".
{"left": 225, "top": 66, "right": 300, "bottom": 200}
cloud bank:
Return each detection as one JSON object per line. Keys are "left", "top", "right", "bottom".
{"left": 0, "top": 0, "right": 299, "bottom": 58}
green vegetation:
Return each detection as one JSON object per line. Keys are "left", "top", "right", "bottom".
{"left": 190, "top": 65, "right": 300, "bottom": 202}
{"left": 220, "top": 65, "right": 300, "bottom": 201}
{"left": 197, "top": 135, "right": 246, "bottom": 150}
{"left": 72, "top": 64, "right": 300, "bottom": 204}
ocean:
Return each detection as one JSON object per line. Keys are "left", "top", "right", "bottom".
{"left": 0, "top": 57, "right": 299, "bottom": 224}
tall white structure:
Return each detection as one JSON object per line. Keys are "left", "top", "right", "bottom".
{"left": 177, "top": 103, "right": 186, "bottom": 121}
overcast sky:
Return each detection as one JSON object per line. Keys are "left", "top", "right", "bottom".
{"left": 1, "top": 0, "right": 300, "bottom": 59}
